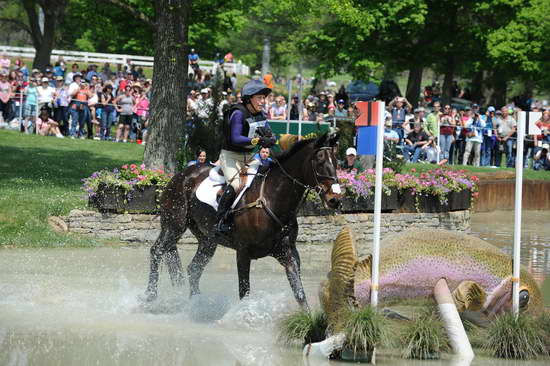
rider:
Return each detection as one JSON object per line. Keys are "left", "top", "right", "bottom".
{"left": 216, "top": 79, "right": 276, "bottom": 233}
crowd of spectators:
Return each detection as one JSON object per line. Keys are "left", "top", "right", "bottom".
{"left": 0, "top": 54, "right": 150, "bottom": 143}
{"left": 2, "top": 50, "right": 549, "bottom": 171}
{"left": 382, "top": 97, "right": 550, "bottom": 171}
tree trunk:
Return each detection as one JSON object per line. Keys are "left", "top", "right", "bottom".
{"left": 22, "top": 0, "right": 66, "bottom": 70}
{"left": 405, "top": 65, "right": 423, "bottom": 108}
{"left": 470, "top": 70, "right": 484, "bottom": 105}
{"left": 442, "top": 54, "right": 455, "bottom": 105}
{"left": 491, "top": 72, "right": 507, "bottom": 107}
{"left": 143, "top": 0, "right": 190, "bottom": 173}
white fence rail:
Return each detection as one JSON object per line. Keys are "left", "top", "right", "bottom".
{"left": 0, "top": 45, "right": 250, "bottom": 75}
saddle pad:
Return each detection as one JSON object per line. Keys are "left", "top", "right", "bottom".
{"left": 195, "top": 165, "right": 258, "bottom": 211}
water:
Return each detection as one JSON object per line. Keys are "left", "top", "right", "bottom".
{"left": 1, "top": 211, "right": 549, "bottom": 366}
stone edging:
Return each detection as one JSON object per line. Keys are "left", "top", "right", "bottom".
{"left": 54, "top": 209, "right": 470, "bottom": 246}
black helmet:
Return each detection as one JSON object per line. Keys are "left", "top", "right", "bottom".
{"left": 241, "top": 80, "right": 271, "bottom": 100}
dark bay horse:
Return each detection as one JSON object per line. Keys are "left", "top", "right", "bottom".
{"left": 144, "top": 133, "right": 341, "bottom": 309}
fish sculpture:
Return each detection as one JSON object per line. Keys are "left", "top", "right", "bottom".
{"left": 319, "top": 227, "right": 543, "bottom": 332}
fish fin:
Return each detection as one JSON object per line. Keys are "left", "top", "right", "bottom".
{"left": 327, "top": 226, "right": 358, "bottom": 333}
{"left": 354, "top": 255, "right": 372, "bottom": 283}
{"left": 452, "top": 281, "right": 487, "bottom": 312}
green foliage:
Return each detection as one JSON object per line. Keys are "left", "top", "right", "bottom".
{"left": 484, "top": 312, "right": 545, "bottom": 359}
{"left": 401, "top": 309, "right": 448, "bottom": 359}
{"left": 277, "top": 309, "right": 328, "bottom": 345}
{"left": 536, "top": 311, "right": 550, "bottom": 355}
{"left": 0, "top": 130, "right": 143, "bottom": 247}
{"left": 343, "top": 306, "right": 388, "bottom": 354}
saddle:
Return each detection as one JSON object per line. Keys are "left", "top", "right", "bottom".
{"left": 195, "top": 165, "right": 258, "bottom": 211}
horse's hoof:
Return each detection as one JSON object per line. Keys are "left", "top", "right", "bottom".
{"left": 138, "top": 291, "right": 157, "bottom": 303}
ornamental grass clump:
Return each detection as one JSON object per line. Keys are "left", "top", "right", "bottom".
{"left": 536, "top": 311, "right": 550, "bottom": 355}
{"left": 484, "top": 312, "right": 545, "bottom": 359}
{"left": 277, "top": 310, "right": 328, "bottom": 346}
{"left": 401, "top": 309, "right": 448, "bottom": 359}
{"left": 343, "top": 306, "right": 388, "bottom": 357}
{"left": 82, "top": 163, "right": 172, "bottom": 198}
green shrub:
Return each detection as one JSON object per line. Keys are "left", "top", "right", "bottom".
{"left": 484, "top": 312, "right": 545, "bottom": 359}
{"left": 277, "top": 310, "right": 328, "bottom": 345}
{"left": 401, "top": 309, "right": 448, "bottom": 359}
{"left": 343, "top": 306, "right": 388, "bottom": 355}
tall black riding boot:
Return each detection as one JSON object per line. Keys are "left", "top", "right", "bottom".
{"left": 215, "top": 185, "right": 236, "bottom": 233}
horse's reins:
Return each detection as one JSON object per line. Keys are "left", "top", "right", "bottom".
{"left": 231, "top": 146, "right": 338, "bottom": 230}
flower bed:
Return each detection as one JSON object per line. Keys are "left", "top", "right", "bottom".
{"left": 302, "top": 167, "right": 478, "bottom": 214}
{"left": 83, "top": 164, "right": 172, "bottom": 213}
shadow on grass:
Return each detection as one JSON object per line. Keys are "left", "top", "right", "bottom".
{"left": 0, "top": 144, "right": 140, "bottom": 189}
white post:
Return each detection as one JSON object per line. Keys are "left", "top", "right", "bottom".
{"left": 298, "top": 119, "right": 302, "bottom": 137}
{"left": 436, "top": 125, "right": 441, "bottom": 163}
{"left": 286, "top": 78, "right": 292, "bottom": 124}
{"left": 371, "top": 102, "right": 385, "bottom": 308}
{"left": 512, "top": 114, "right": 525, "bottom": 316}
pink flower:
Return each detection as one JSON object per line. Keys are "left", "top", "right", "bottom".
{"left": 130, "top": 164, "right": 137, "bottom": 170}
{"left": 140, "top": 163, "right": 146, "bottom": 169}
{"left": 122, "top": 164, "right": 128, "bottom": 169}
{"left": 138, "top": 175, "right": 146, "bottom": 181}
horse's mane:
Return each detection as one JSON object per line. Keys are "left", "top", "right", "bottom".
{"left": 273, "top": 138, "right": 316, "bottom": 163}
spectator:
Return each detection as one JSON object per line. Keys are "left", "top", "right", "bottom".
{"left": 253, "top": 147, "right": 273, "bottom": 167}
{"left": 98, "top": 84, "right": 116, "bottom": 140}
{"left": 462, "top": 108, "right": 486, "bottom": 166}
{"left": 269, "top": 96, "right": 286, "bottom": 120}
{"left": 388, "top": 96, "right": 412, "bottom": 141}
{"left": 224, "top": 52, "right": 234, "bottom": 63}
{"left": 439, "top": 104, "right": 455, "bottom": 163}
{"left": 481, "top": 106, "right": 496, "bottom": 166}
{"left": 0, "top": 53, "right": 10, "bottom": 71}
{"left": 404, "top": 122, "right": 430, "bottom": 162}
{"left": 0, "top": 72, "right": 13, "bottom": 123}
{"left": 327, "top": 94, "right": 336, "bottom": 116}
{"left": 53, "top": 61, "right": 64, "bottom": 78}
{"left": 68, "top": 75, "right": 87, "bottom": 138}
{"left": 335, "top": 99, "right": 348, "bottom": 118}
{"left": 53, "top": 76, "right": 70, "bottom": 135}
{"left": 425, "top": 102, "right": 441, "bottom": 138}
{"left": 383, "top": 117, "right": 400, "bottom": 143}
{"left": 187, "top": 149, "right": 208, "bottom": 167}
{"left": 36, "top": 77, "right": 55, "bottom": 115}
{"left": 115, "top": 85, "right": 135, "bottom": 143}
{"left": 100, "top": 63, "right": 113, "bottom": 82}
{"left": 534, "top": 110, "right": 550, "bottom": 146}
{"left": 36, "top": 107, "right": 63, "bottom": 137}
{"left": 533, "top": 143, "right": 550, "bottom": 171}
{"left": 196, "top": 88, "right": 213, "bottom": 120}
{"left": 132, "top": 85, "right": 149, "bottom": 142}
{"left": 316, "top": 92, "right": 329, "bottom": 115}
{"left": 252, "top": 70, "right": 261, "bottom": 81}
{"left": 289, "top": 95, "right": 300, "bottom": 120}
{"left": 65, "top": 63, "right": 79, "bottom": 85}
{"left": 334, "top": 85, "right": 349, "bottom": 108}
{"left": 23, "top": 78, "right": 38, "bottom": 133}
{"left": 340, "top": 147, "right": 364, "bottom": 173}
{"left": 495, "top": 107, "right": 517, "bottom": 167}
{"left": 263, "top": 71, "right": 274, "bottom": 90}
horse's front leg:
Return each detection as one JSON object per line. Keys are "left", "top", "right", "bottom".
{"left": 276, "top": 235, "right": 310, "bottom": 311}
{"left": 236, "top": 250, "right": 251, "bottom": 299}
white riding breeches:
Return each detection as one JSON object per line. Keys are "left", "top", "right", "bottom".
{"left": 219, "top": 149, "right": 260, "bottom": 190}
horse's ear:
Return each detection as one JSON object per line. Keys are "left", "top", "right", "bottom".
{"left": 314, "top": 132, "right": 329, "bottom": 148}
{"left": 328, "top": 132, "right": 340, "bottom": 147}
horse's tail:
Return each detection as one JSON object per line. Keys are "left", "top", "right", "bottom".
{"left": 323, "top": 226, "right": 358, "bottom": 334}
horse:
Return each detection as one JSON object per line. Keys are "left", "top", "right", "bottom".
{"left": 144, "top": 133, "right": 341, "bottom": 310}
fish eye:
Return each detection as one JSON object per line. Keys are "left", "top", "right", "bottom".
{"left": 519, "top": 290, "right": 529, "bottom": 309}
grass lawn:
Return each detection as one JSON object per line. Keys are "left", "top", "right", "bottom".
{"left": 0, "top": 130, "right": 144, "bottom": 247}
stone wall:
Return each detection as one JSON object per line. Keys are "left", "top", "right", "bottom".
{"left": 60, "top": 210, "right": 470, "bottom": 250}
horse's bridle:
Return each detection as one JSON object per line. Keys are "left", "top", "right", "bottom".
{"left": 273, "top": 146, "right": 338, "bottom": 196}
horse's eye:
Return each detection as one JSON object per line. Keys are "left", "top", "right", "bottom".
{"left": 519, "top": 290, "right": 529, "bottom": 309}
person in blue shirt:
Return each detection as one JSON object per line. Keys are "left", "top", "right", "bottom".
{"left": 216, "top": 80, "right": 276, "bottom": 233}
{"left": 85, "top": 64, "right": 99, "bottom": 82}
{"left": 187, "top": 149, "right": 208, "bottom": 168}
{"left": 481, "top": 106, "right": 496, "bottom": 166}
{"left": 253, "top": 147, "right": 273, "bottom": 167}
